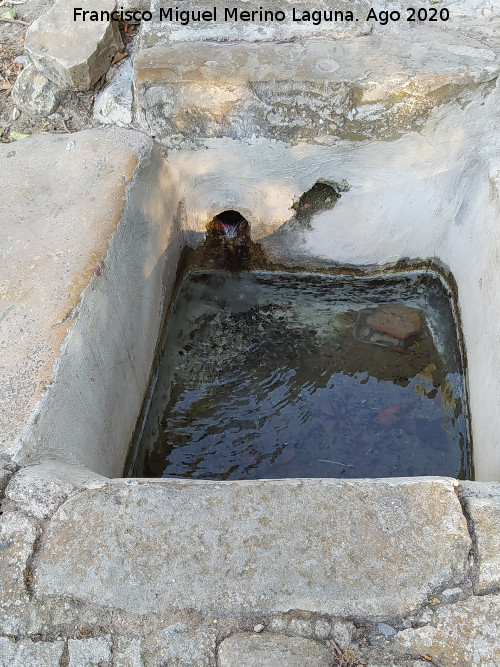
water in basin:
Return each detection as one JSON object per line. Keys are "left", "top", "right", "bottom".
{"left": 130, "top": 270, "right": 470, "bottom": 480}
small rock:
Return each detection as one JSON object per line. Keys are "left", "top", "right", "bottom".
{"left": 314, "top": 618, "right": 331, "bottom": 639}
{"left": 330, "top": 621, "right": 356, "bottom": 650}
{"left": 11, "top": 65, "right": 63, "bottom": 117}
{"left": 15, "top": 56, "right": 29, "bottom": 66}
{"left": 367, "top": 304, "right": 422, "bottom": 341}
{"left": 419, "top": 608, "right": 434, "bottom": 623}
{"left": 12, "top": 107, "right": 20, "bottom": 120}
{"left": 66, "top": 140, "right": 76, "bottom": 151}
{"left": 269, "top": 617, "right": 288, "bottom": 633}
{"left": 288, "top": 617, "right": 313, "bottom": 637}
{"left": 440, "top": 587, "right": 463, "bottom": 603}
{"left": 253, "top": 624, "right": 265, "bottom": 633}
{"left": 378, "top": 622, "right": 397, "bottom": 637}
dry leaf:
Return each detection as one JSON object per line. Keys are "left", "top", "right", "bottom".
{"left": 111, "top": 51, "right": 128, "bottom": 67}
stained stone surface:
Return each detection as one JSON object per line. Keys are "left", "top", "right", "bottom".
{"left": 34, "top": 477, "right": 470, "bottom": 619}
{"left": 0, "top": 637, "right": 65, "bottom": 667}
{"left": 394, "top": 595, "right": 500, "bottom": 667}
{"left": 218, "top": 632, "right": 335, "bottom": 667}
{"left": 459, "top": 482, "right": 500, "bottom": 593}
{"left": 25, "top": 0, "right": 123, "bottom": 90}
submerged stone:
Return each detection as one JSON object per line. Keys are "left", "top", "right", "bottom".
{"left": 367, "top": 304, "right": 422, "bottom": 341}
{"left": 132, "top": 270, "right": 468, "bottom": 481}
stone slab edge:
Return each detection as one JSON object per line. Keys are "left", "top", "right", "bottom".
{"left": 32, "top": 476, "right": 471, "bottom": 620}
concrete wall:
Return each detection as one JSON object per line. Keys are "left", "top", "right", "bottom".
{"left": 7, "top": 132, "right": 183, "bottom": 477}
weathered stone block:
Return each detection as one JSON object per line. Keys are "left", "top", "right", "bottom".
{"left": 114, "top": 637, "right": 143, "bottom": 667}
{"left": 139, "top": 0, "right": 371, "bottom": 46}
{"left": 25, "top": 0, "right": 123, "bottom": 91}
{"left": 68, "top": 636, "right": 113, "bottom": 666}
{"left": 395, "top": 596, "right": 500, "bottom": 667}
{"left": 5, "top": 462, "right": 106, "bottom": 521}
{"left": 146, "top": 624, "right": 217, "bottom": 667}
{"left": 93, "top": 58, "right": 133, "bottom": 127}
{"left": 0, "top": 128, "right": 175, "bottom": 477}
{"left": 135, "top": 36, "right": 498, "bottom": 146}
{"left": 0, "top": 637, "right": 65, "bottom": 667}
{"left": 218, "top": 632, "right": 334, "bottom": 667}
{"left": 0, "top": 512, "right": 38, "bottom": 634}
{"left": 11, "top": 65, "right": 63, "bottom": 117}
{"left": 459, "top": 481, "right": 500, "bottom": 593}
{"left": 34, "top": 478, "right": 470, "bottom": 619}
{"left": 113, "top": 626, "right": 217, "bottom": 667}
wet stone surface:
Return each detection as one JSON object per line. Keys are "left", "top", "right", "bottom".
{"left": 131, "top": 270, "right": 469, "bottom": 480}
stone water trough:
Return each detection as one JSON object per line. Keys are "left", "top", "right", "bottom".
{"left": 0, "top": 0, "right": 500, "bottom": 664}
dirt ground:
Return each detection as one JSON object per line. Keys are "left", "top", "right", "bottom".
{"left": 0, "top": 0, "right": 138, "bottom": 140}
